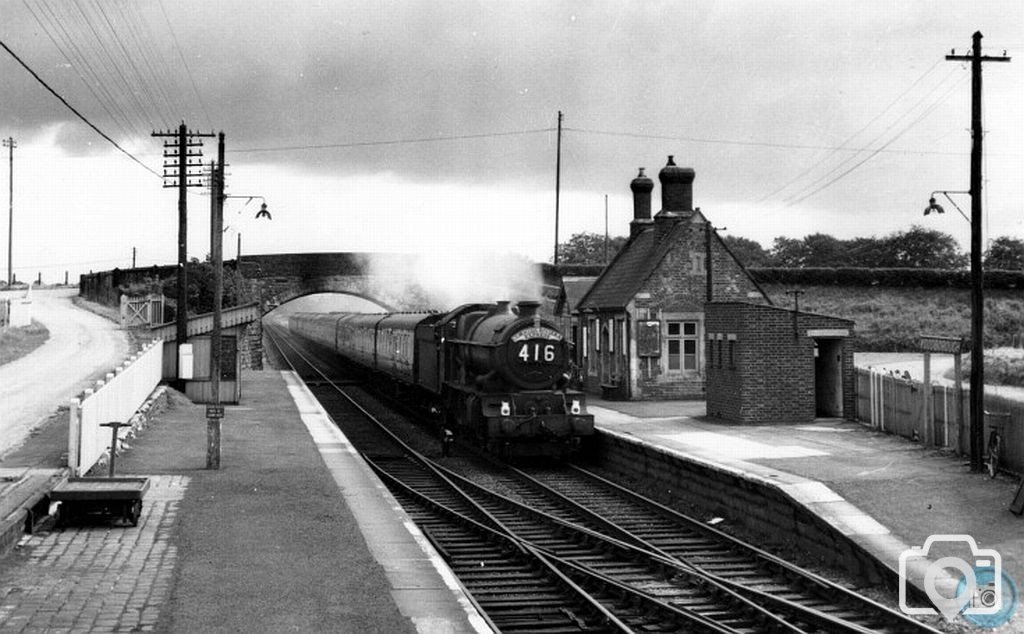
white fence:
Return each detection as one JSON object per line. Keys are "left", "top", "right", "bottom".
{"left": 67, "top": 340, "right": 164, "bottom": 477}
{"left": 1, "top": 285, "right": 33, "bottom": 328}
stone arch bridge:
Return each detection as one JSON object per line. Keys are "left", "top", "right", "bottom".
{"left": 79, "top": 251, "right": 584, "bottom": 316}
{"left": 236, "top": 252, "right": 567, "bottom": 314}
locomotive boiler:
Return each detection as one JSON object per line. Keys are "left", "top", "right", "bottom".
{"left": 288, "top": 300, "right": 595, "bottom": 458}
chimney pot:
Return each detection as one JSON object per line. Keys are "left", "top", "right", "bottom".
{"left": 630, "top": 167, "right": 654, "bottom": 221}
{"left": 658, "top": 155, "right": 695, "bottom": 212}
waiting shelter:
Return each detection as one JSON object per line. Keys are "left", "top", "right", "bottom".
{"left": 704, "top": 302, "right": 855, "bottom": 424}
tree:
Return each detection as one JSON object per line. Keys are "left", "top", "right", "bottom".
{"left": 880, "top": 225, "right": 966, "bottom": 269}
{"left": 555, "top": 232, "right": 628, "bottom": 265}
{"left": 722, "top": 235, "right": 771, "bottom": 267}
{"left": 161, "top": 258, "right": 256, "bottom": 315}
{"left": 769, "top": 237, "right": 809, "bottom": 267}
{"left": 800, "top": 233, "right": 848, "bottom": 267}
{"left": 984, "top": 236, "right": 1024, "bottom": 270}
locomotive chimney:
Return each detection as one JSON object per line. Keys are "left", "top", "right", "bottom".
{"left": 629, "top": 167, "right": 654, "bottom": 238}
{"left": 516, "top": 300, "right": 541, "bottom": 318}
{"left": 658, "top": 155, "right": 695, "bottom": 212}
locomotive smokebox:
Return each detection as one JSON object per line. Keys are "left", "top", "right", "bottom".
{"left": 659, "top": 155, "right": 695, "bottom": 212}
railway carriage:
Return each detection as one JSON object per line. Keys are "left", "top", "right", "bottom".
{"left": 288, "top": 300, "right": 594, "bottom": 458}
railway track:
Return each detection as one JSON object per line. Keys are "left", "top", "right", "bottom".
{"left": 265, "top": 322, "right": 942, "bottom": 634}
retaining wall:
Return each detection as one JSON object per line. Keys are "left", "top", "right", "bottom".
{"left": 593, "top": 428, "right": 903, "bottom": 590}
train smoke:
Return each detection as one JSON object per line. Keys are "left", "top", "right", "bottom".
{"left": 358, "top": 251, "right": 546, "bottom": 312}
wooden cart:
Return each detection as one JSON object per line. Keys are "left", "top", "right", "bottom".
{"left": 50, "top": 477, "right": 150, "bottom": 527}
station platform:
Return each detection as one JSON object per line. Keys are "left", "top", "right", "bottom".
{"left": 2, "top": 369, "right": 1021, "bottom": 632}
{"left": 589, "top": 397, "right": 1023, "bottom": 626}
{"left": 0, "top": 370, "right": 488, "bottom": 633}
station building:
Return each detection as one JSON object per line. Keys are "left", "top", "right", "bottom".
{"left": 574, "top": 157, "right": 771, "bottom": 400}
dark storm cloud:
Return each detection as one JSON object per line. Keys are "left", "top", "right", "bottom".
{"left": 1, "top": 1, "right": 1021, "bottom": 207}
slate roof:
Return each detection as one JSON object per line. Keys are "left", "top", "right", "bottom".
{"left": 561, "top": 277, "right": 598, "bottom": 312}
{"left": 577, "top": 219, "right": 682, "bottom": 311}
{"left": 576, "top": 211, "right": 772, "bottom": 312}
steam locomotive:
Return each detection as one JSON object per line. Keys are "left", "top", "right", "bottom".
{"left": 288, "top": 300, "right": 595, "bottom": 458}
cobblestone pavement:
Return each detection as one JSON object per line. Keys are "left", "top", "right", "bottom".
{"left": 0, "top": 476, "right": 187, "bottom": 633}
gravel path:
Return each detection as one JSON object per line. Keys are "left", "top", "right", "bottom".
{"left": 0, "top": 287, "right": 130, "bottom": 457}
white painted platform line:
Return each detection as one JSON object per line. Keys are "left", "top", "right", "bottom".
{"left": 280, "top": 371, "right": 493, "bottom": 634}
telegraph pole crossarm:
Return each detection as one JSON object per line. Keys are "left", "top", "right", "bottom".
{"left": 151, "top": 125, "right": 215, "bottom": 385}
{"left": 944, "top": 32, "right": 1010, "bottom": 472}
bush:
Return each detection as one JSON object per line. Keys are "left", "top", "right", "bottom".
{"left": 959, "top": 348, "right": 1024, "bottom": 388}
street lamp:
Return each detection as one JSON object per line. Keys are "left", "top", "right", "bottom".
{"left": 923, "top": 190, "right": 970, "bottom": 223}
{"left": 223, "top": 196, "right": 271, "bottom": 262}
{"left": 923, "top": 187, "right": 984, "bottom": 471}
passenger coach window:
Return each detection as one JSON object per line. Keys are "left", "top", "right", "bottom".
{"left": 667, "top": 321, "right": 698, "bottom": 371}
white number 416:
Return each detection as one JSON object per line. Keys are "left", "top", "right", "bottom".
{"left": 518, "top": 343, "right": 556, "bottom": 363}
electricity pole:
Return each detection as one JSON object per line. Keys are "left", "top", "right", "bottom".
{"left": 152, "top": 124, "right": 214, "bottom": 381}
{"left": 946, "top": 32, "right": 1010, "bottom": 472}
{"left": 553, "top": 110, "right": 563, "bottom": 265}
{"left": 3, "top": 137, "right": 14, "bottom": 286}
{"left": 207, "top": 131, "right": 226, "bottom": 470}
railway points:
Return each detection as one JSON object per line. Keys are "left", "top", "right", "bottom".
{"left": 0, "top": 319, "right": 1019, "bottom": 632}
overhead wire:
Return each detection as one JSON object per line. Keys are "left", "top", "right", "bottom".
{"left": 0, "top": 36, "right": 161, "bottom": 177}
{"left": 67, "top": 0, "right": 157, "bottom": 132}
{"left": 23, "top": 0, "right": 141, "bottom": 141}
{"left": 122, "top": 2, "right": 195, "bottom": 124}
{"left": 232, "top": 128, "right": 556, "bottom": 153}
{"left": 759, "top": 58, "right": 945, "bottom": 203}
{"left": 156, "top": 0, "right": 213, "bottom": 128}
{"left": 88, "top": 0, "right": 173, "bottom": 128}
{"left": 781, "top": 72, "right": 969, "bottom": 208}
{"left": 561, "top": 126, "right": 967, "bottom": 157}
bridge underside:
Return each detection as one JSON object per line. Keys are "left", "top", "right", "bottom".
{"left": 237, "top": 252, "right": 564, "bottom": 315}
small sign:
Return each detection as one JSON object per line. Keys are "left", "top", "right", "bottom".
{"left": 206, "top": 405, "right": 225, "bottom": 419}
{"left": 919, "top": 335, "right": 965, "bottom": 354}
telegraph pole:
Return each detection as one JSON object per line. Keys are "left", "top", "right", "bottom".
{"left": 553, "top": 110, "right": 563, "bottom": 265}
{"left": 3, "top": 137, "right": 14, "bottom": 286}
{"left": 152, "top": 124, "right": 214, "bottom": 381}
{"left": 946, "top": 32, "right": 1010, "bottom": 472}
{"left": 207, "top": 132, "right": 226, "bottom": 470}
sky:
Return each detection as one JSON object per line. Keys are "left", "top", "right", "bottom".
{"left": 0, "top": 0, "right": 1021, "bottom": 284}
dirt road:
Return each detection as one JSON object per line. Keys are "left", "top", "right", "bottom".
{"left": 0, "top": 287, "right": 129, "bottom": 457}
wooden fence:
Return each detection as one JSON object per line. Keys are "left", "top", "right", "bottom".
{"left": 856, "top": 368, "right": 1023, "bottom": 475}
{"left": 67, "top": 340, "right": 163, "bottom": 477}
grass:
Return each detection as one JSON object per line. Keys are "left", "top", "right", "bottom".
{"left": 962, "top": 347, "right": 1024, "bottom": 388}
{"left": 0, "top": 320, "right": 50, "bottom": 367}
{"left": 763, "top": 284, "right": 1024, "bottom": 353}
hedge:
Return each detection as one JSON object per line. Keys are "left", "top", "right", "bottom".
{"left": 748, "top": 267, "right": 1024, "bottom": 289}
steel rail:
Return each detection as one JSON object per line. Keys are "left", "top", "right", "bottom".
{"left": 371, "top": 457, "right": 737, "bottom": 634}
{"left": 268, "top": 324, "right": 641, "bottom": 632}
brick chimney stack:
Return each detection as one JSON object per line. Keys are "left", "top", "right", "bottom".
{"left": 629, "top": 167, "right": 654, "bottom": 238}
{"left": 658, "top": 155, "right": 695, "bottom": 213}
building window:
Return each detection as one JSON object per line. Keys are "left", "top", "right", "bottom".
{"left": 666, "top": 321, "right": 698, "bottom": 371}
{"left": 728, "top": 339, "right": 736, "bottom": 369}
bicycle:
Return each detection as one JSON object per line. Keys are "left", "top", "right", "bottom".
{"left": 984, "top": 411, "right": 1009, "bottom": 479}
{"left": 987, "top": 426, "right": 1002, "bottom": 479}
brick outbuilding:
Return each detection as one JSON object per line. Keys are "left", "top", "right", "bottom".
{"left": 575, "top": 157, "right": 771, "bottom": 400}
{"left": 705, "top": 302, "right": 856, "bottom": 424}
